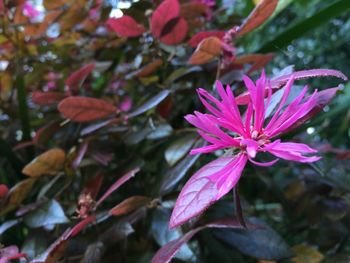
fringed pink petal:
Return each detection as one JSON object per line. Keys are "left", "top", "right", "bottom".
{"left": 253, "top": 70, "right": 266, "bottom": 132}
{"left": 265, "top": 77, "right": 294, "bottom": 131}
{"left": 248, "top": 157, "right": 279, "bottom": 167}
{"left": 268, "top": 90, "right": 318, "bottom": 137}
{"left": 244, "top": 102, "right": 253, "bottom": 135}
{"left": 242, "top": 75, "right": 256, "bottom": 103}
{"left": 264, "top": 141, "right": 321, "bottom": 163}
{"left": 196, "top": 130, "right": 239, "bottom": 150}
{"left": 190, "top": 145, "right": 226, "bottom": 155}
{"left": 207, "top": 153, "right": 248, "bottom": 200}
{"left": 215, "top": 81, "right": 246, "bottom": 135}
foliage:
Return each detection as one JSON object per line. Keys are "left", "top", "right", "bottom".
{"left": 0, "top": 0, "right": 349, "bottom": 262}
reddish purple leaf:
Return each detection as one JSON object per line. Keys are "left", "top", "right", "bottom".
{"left": 69, "top": 215, "right": 96, "bottom": 238}
{"left": 65, "top": 63, "right": 95, "bottom": 91}
{"left": 15, "top": 199, "right": 46, "bottom": 217}
{"left": 0, "top": 245, "right": 22, "bottom": 259}
{"left": 151, "top": 226, "right": 203, "bottom": 263}
{"left": 151, "top": 0, "right": 180, "bottom": 38}
{"left": 58, "top": 96, "right": 117, "bottom": 122}
{"left": 31, "top": 216, "right": 96, "bottom": 263}
{"left": 30, "top": 229, "right": 71, "bottom": 263}
{"left": 0, "top": 253, "right": 27, "bottom": 263}
{"left": 106, "top": 16, "right": 146, "bottom": 37}
{"left": 31, "top": 91, "right": 67, "bottom": 105}
{"left": 96, "top": 167, "right": 140, "bottom": 207}
{"left": 109, "top": 196, "right": 151, "bottom": 216}
{"left": 80, "top": 118, "right": 118, "bottom": 136}
{"left": 152, "top": 218, "right": 246, "bottom": 263}
{"left": 0, "top": 245, "right": 26, "bottom": 263}
{"left": 90, "top": 152, "right": 114, "bottom": 166}
{"left": 33, "top": 121, "right": 61, "bottom": 146}
{"left": 82, "top": 171, "right": 104, "bottom": 200}
{"left": 237, "top": 0, "right": 279, "bottom": 37}
{"left": 271, "top": 69, "right": 348, "bottom": 86}
{"left": 169, "top": 157, "right": 234, "bottom": 229}
{"left": 236, "top": 69, "right": 347, "bottom": 105}
{"left": 71, "top": 140, "right": 89, "bottom": 169}
{"left": 12, "top": 141, "right": 34, "bottom": 151}
{"left": 188, "top": 31, "right": 225, "bottom": 48}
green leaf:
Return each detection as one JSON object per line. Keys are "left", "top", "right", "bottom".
{"left": 151, "top": 208, "right": 194, "bottom": 262}
{"left": 21, "top": 233, "right": 48, "bottom": 260}
{"left": 213, "top": 217, "right": 293, "bottom": 260}
{"left": 257, "top": 0, "right": 350, "bottom": 52}
{"left": 16, "top": 75, "right": 34, "bottom": 158}
{"left": 159, "top": 139, "right": 206, "bottom": 195}
{"left": 24, "top": 199, "right": 69, "bottom": 228}
{"left": 165, "top": 135, "right": 196, "bottom": 166}
{"left": 128, "top": 90, "right": 170, "bottom": 118}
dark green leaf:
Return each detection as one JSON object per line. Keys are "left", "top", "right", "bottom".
{"left": 257, "top": 0, "right": 350, "bottom": 52}
{"left": 24, "top": 199, "right": 69, "bottom": 228}
{"left": 165, "top": 135, "right": 196, "bottom": 166}
{"left": 213, "top": 217, "right": 293, "bottom": 260}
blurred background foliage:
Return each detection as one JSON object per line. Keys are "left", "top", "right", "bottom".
{"left": 0, "top": 0, "right": 349, "bottom": 262}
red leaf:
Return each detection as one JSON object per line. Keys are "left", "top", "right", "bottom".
{"left": 188, "top": 31, "right": 225, "bottom": 48}
{"left": 96, "top": 167, "right": 140, "bottom": 207}
{"left": 58, "top": 96, "right": 117, "bottom": 122}
{"left": 136, "top": 59, "right": 163, "bottom": 78}
{"left": 82, "top": 171, "right": 104, "bottom": 200}
{"left": 0, "top": 184, "right": 8, "bottom": 199}
{"left": 237, "top": 0, "right": 279, "bottom": 37}
{"left": 157, "top": 95, "right": 173, "bottom": 118}
{"left": 65, "top": 63, "right": 95, "bottom": 91}
{"left": 31, "top": 91, "right": 67, "bottom": 105}
{"left": 169, "top": 157, "right": 234, "bottom": 228}
{"left": 106, "top": 16, "right": 146, "bottom": 37}
{"left": 151, "top": 0, "right": 180, "bottom": 38}
{"left": 188, "top": 36, "right": 222, "bottom": 65}
{"left": 159, "top": 17, "right": 188, "bottom": 45}
{"left": 151, "top": 218, "right": 246, "bottom": 263}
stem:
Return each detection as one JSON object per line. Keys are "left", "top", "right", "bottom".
{"left": 16, "top": 75, "right": 34, "bottom": 159}
{"left": 216, "top": 59, "right": 222, "bottom": 80}
{"left": 0, "top": 138, "right": 24, "bottom": 182}
{"left": 234, "top": 185, "right": 247, "bottom": 228}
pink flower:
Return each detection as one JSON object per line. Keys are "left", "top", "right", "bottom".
{"left": 169, "top": 69, "right": 347, "bottom": 228}
{"left": 23, "top": 1, "right": 40, "bottom": 18}
{"left": 187, "top": 71, "right": 321, "bottom": 196}
{"left": 120, "top": 96, "right": 132, "bottom": 112}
